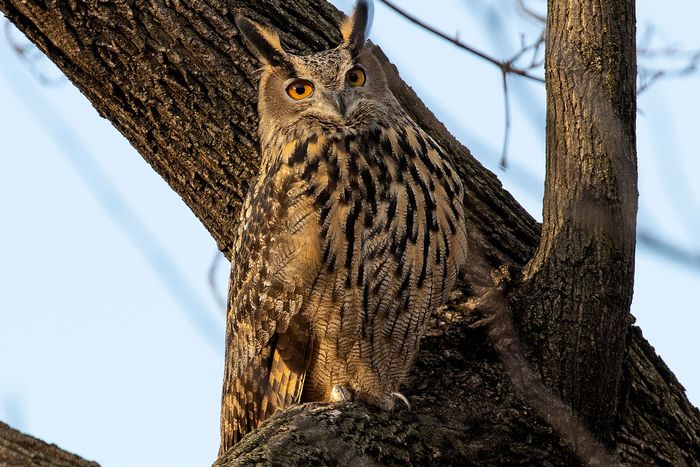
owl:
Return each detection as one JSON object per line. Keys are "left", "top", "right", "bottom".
{"left": 219, "top": 0, "right": 468, "bottom": 455}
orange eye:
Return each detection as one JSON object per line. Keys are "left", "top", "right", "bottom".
{"left": 346, "top": 66, "right": 366, "bottom": 87}
{"left": 286, "top": 79, "right": 314, "bottom": 100}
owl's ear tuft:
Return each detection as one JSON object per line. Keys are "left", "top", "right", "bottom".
{"left": 235, "top": 15, "right": 290, "bottom": 67}
{"left": 340, "top": 0, "right": 374, "bottom": 56}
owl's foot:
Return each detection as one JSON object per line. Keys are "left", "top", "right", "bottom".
{"left": 331, "top": 384, "right": 354, "bottom": 402}
{"left": 391, "top": 391, "right": 411, "bottom": 411}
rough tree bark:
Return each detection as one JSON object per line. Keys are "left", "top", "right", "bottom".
{"left": 514, "top": 0, "right": 637, "bottom": 442}
{"left": 0, "top": 0, "right": 698, "bottom": 466}
{"left": 0, "top": 421, "right": 98, "bottom": 466}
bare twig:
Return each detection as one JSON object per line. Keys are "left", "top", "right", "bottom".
{"left": 506, "top": 29, "right": 545, "bottom": 70}
{"left": 378, "top": 0, "right": 545, "bottom": 83}
{"left": 499, "top": 70, "right": 511, "bottom": 170}
{"left": 638, "top": 49, "right": 700, "bottom": 94}
{"left": 636, "top": 24, "right": 700, "bottom": 95}
{"left": 516, "top": 0, "right": 546, "bottom": 24}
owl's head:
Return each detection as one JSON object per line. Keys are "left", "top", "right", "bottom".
{"left": 236, "top": 1, "right": 399, "bottom": 136}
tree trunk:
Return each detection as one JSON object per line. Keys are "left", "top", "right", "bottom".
{"left": 0, "top": 0, "right": 698, "bottom": 466}
{"left": 514, "top": 0, "right": 637, "bottom": 442}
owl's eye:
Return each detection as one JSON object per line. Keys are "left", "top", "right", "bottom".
{"left": 346, "top": 66, "right": 366, "bottom": 87}
{"left": 286, "top": 79, "right": 314, "bottom": 100}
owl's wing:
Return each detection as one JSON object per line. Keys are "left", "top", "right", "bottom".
{"left": 219, "top": 167, "right": 321, "bottom": 453}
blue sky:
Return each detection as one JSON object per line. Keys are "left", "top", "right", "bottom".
{"left": 1, "top": 1, "right": 698, "bottom": 465}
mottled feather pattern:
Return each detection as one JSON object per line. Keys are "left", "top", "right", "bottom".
{"left": 220, "top": 2, "right": 468, "bottom": 454}
{"left": 220, "top": 120, "right": 467, "bottom": 451}
{"left": 298, "top": 122, "right": 467, "bottom": 405}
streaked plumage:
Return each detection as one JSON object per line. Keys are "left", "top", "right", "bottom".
{"left": 220, "top": 1, "right": 468, "bottom": 454}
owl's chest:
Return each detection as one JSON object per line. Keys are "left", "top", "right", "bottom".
{"left": 274, "top": 130, "right": 464, "bottom": 287}
{"left": 250, "top": 127, "right": 466, "bottom": 297}
{"left": 285, "top": 134, "right": 399, "bottom": 247}
{"left": 236, "top": 130, "right": 467, "bottom": 386}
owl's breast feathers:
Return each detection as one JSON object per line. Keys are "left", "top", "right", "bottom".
{"left": 219, "top": 121, "right": 467, "bottom": 452}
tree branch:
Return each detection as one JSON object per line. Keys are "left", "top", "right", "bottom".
{"left": 0, "top": 421, "right": 98, "bottom": 467}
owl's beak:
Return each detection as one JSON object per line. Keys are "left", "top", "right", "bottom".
{"left": 322, "top": 91, "right": 353, "bottom": 121}
{"left": 333, "top": 92, "right": 347, "bottom": 117}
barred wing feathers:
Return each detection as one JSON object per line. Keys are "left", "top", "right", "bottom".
{"left": 219, "top": 141, "right": 322, "bottom": 453}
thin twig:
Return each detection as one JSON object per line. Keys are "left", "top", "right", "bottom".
{"left": 516, "top": 0, "right": 546, "bottom": 24}
{"left": 499, "top": 69, "right": 511, "bottom": 169}
{"left": 529, "top": 35, "right": 545, "bottom": 69}
{"left": 635, "top": 24, "right": 700, "bottom": 94}
{"left": 506, "top": 29, "right": 545, "bottom": 71}
{"left": 638, "top": 49, "right": 700, "bottom": 94}
{"left": 378, "top": 0, "right": 544, "bottom": 83}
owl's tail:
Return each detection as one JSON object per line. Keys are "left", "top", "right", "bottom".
{"left": 218, "top": 315, "right": 314, "bottom": 457}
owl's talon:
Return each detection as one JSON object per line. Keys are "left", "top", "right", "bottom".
{"left": 391, "top": 391, "right": 411, "bottom": 411}
{"left": 331, "top": 384, "right": 353, "bottom": 402}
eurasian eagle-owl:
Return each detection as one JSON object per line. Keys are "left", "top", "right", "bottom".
{"left": 220, "top": 0, "right": 468, "bottom": 453}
